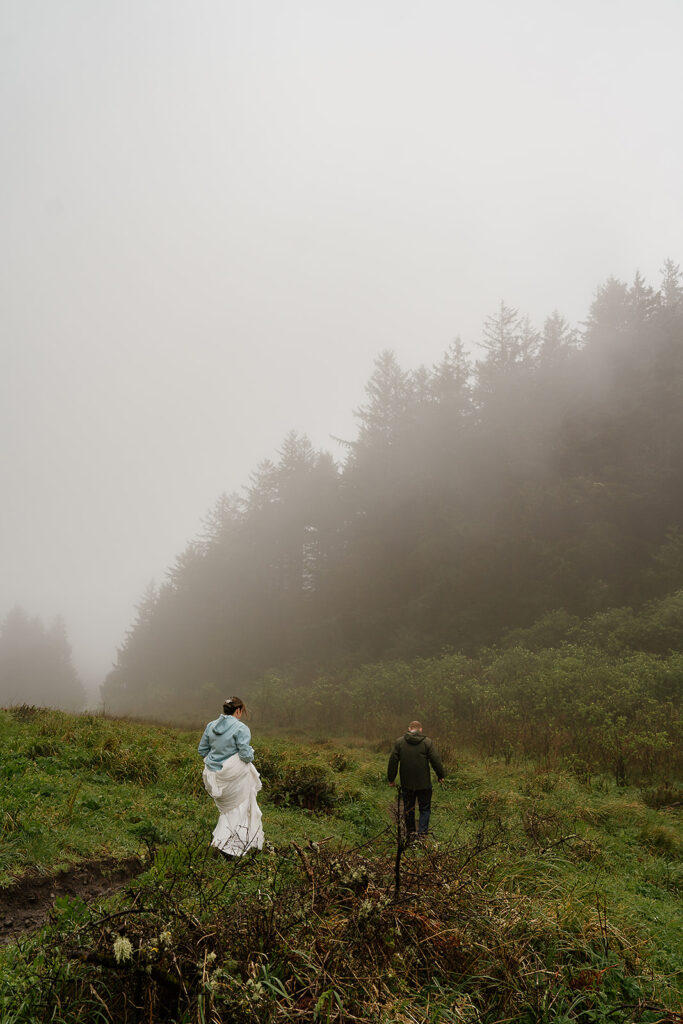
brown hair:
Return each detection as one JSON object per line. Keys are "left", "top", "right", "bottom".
{"left": 223, "top": 696, "right": 247, "bottom": 716}
{"left": 408, "top": 720, "right": 422, "bottom": 732}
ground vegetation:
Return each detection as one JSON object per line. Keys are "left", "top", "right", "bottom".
{"left": 0, "top": 709, "right": 680, "bottom": 1022}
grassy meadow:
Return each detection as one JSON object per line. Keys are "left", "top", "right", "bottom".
{"left": 0, "top": 705, "right": 681, "bottom": 1022}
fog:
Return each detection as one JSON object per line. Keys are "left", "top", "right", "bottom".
{"left": 2, "top": 0, "right": 682, "bottom": 698}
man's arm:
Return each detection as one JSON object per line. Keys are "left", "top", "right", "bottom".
{"left": 387, "top": 740, "right": 401, "bottom": 785}
{"left": 427, "top": 740, "right": 445, "bottom": 782}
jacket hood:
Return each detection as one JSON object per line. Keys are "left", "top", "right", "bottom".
{"left": 212, "top": 714, "right": 232, "bottom": 736}
{"left": 404, "top": 731, "right": 425, "bottom": 745}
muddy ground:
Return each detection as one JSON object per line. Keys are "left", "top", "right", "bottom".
{"left": 0, "top": 856, "right": 142, "bottom": 946}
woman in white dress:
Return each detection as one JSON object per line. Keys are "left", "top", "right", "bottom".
{"left": 198, "top": 696, "right": 264, "bottom": 859}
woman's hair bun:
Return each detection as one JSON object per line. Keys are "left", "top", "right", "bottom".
{"left": 223, "top": 696, "right": 245, "bottom": 715}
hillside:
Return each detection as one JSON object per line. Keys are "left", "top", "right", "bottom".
{"left": 101, "top": 266, "right": 683, "bottom": 718}
{"left": 0, "top": 708, "right": 680, "bottom": 1021}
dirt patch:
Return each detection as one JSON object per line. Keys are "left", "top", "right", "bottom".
{"left": 0, "top": 856, "right": 142, "bottom": 945}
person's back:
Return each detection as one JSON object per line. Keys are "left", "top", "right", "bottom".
{"left": 198, "top": 710, "right": 254, "bottom": 772}
{"left": 198, "top": 696, "right": 263, "bottom": 860}
{"left": 387, "top": 720, "right": 444, "bottom": 839}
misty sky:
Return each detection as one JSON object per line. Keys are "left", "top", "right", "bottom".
{"left": 2, "top": 0, "right": 683, "bottom": 695}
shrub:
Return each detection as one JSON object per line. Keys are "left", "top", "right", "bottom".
{"left": 8, "top": 705, "right": 42, "bottom": 722}
{"left": 640, "top": 783, "right": 683, "bottom": 809}
{"left": 255, "top": 746, "right": 285, "bottom": 785}
{"left": 329, "top": 752, "right": 356, "bottom": 773}
{"left": 465, "top": 790, "right": 510, "bottom": 821}
{"left": 638, "top": 822, "right": 682, "bottom": 859}
{"left": 597, "top": 799, "right": 647, "bottom": 828}
{"left": 21, "top": 737, "right": 62, "bottom": 759}
{"left": 266, "top": 764, "right": 338, "bottom": 811}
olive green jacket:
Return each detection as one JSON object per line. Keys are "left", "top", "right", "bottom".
{"left": 387, "top": 731, "right": 445, "bottom": 790}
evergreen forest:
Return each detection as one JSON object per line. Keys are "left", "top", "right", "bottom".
{"left": 102, "top": 264, "right": 683, "bottom": 775}
{"left": 0, "top": 607, "right": 84, "bottom": 710}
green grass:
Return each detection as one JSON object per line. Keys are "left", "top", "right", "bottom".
{"left": 0, "top": 707, "right": 681, "bottom": 1022}
{"left": 0, "top": 709, "right": 397, "bottom": 883}
{"left": 0, "top": 707, "right": 211, "bottom": 883}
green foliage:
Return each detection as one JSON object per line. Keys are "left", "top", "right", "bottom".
{"left": 128, "top": 820, "right": 169, "bottom": 857}
{"left": 254, "top": 744, "right": 286, "bottom": 785}
{"left": 250, "top": 615, "right": 682, "bottom": 787}
{"left": 0, "top": 710, "right": 206, "bottom": 884}
{"left": 0, "top": 713, "right": 681, "bottom": 1022}
{"left": 328, "top": 751, "right": 356, "bottom": 772}
{"left": 2, "top": 807, "right": 680, "bottom": 1022}
{"left": 266, "top": 763, "right": 339, "bottom": 811}
{"left": 76, "top": 742, "right": 161, "bottom": 784}
{"left": 640, "top": 782, "right": 683, "bottom": 809}
{"left": 638, "top": 821, "right": 682, "bottom": 859}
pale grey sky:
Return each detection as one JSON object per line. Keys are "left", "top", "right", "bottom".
{"left": 2, "top": 0, "right": 682, "bottom": 694}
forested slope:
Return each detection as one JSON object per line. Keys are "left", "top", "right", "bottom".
{"left": 102, "top": 264, "right": 683, "bottom": 718}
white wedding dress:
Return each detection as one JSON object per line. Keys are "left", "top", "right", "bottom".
{"left": 202, "top": 753, "right": 264, "bottom": 857}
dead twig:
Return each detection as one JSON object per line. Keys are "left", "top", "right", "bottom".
{"left": 291, "top": 842, "right": 316, "bottom": 906}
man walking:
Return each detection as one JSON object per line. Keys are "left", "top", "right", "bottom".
{"left": 387, "top": 720, "right": 445, "bottom": 841}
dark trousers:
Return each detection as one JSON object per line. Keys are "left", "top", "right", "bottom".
{"left": 401, "top": 787, "right": 432, "bottom": 836}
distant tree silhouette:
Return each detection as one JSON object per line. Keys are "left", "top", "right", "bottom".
{"left": 660, "top": 259, "right": 683, "bottom": 309}
{"left": 0, "top": 606, "right": 84, "bottom": 709}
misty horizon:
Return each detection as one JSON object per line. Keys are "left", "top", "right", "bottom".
{"left": 2, "top": 1, "right": 683, "bottom": 695}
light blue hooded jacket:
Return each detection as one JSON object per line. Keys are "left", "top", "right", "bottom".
{"left": 198, "top": 714, "right": 255, "bottom": 772}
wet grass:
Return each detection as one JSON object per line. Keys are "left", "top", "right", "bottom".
{"left": 0, "top": 707, "right": 681, "bottom": 1021}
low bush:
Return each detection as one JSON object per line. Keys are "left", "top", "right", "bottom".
{"left": 638, "top": 822, "right": 682, "bottom": 859}
{"left": 640, "top": 782, "right": 683, "bottom": 809}
{"left": 266, "top": 764, "right": 339, "bottom": 811}
{"left": 328, "top": 751, "right": 356, "bottom": 773}
{"left": 255, "top": 746, "right": 286, "bottom": 785}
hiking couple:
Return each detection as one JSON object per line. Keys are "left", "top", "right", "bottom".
{"left": 198, "top": 700, "right": 445, "bottom": 857}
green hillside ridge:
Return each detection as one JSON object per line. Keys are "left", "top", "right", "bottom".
{"left": 1, "top": 708, "right": 680, "bottom": 1021}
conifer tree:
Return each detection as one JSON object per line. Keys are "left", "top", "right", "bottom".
{"left": 0, "top": 606, "right": 84, "bottom": 709}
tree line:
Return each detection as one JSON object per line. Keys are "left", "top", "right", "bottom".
{"left": 249, "top": 590, "right": 683, "bottom": 786}
{"left": 0, "top": 606, "right": 84, "bottom": 710}
{"left": 102, "top": 262, "right": 683, "bottom": 724}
